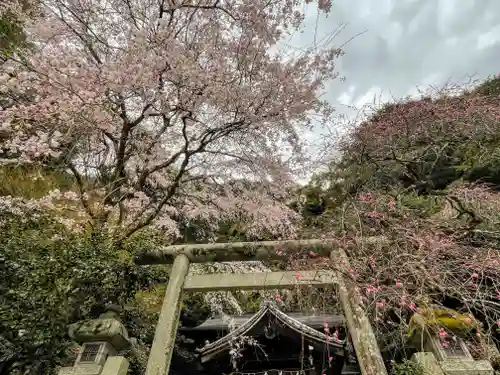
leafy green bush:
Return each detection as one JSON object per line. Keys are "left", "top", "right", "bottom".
{"left": 0, "top": 215, "right": 168, "bottom": 374}
{"left": 390, "top": 360, "right": 424, "bottom": 375}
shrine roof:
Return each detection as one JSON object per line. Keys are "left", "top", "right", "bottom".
{"left": 192, "top": 302, "right": 346, "bottom": 363}
{"left": 180, "top": 312, "right": 344, "bottom": 331}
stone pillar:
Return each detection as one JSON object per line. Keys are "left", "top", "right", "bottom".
{"left": 58, "top": 308, "right": 131, "bottom": 375}
{"left": 144, "top": 254, "right": 190, "bottom": 375}
{"left": 411, "top": 352, "right": 445, "bottom": 375}
{"left": 331, "top": 250, "right": 388, "bottom": 375}
{"left": 408, "top": 317, "right": 495, "bottom": 375}
{"left": 101, "top": 356, "right": 129, "bottom": 375}
{"left": 439, "top": 358, "right": 494, "bottom": 375}
{"left": 411, "top": 346, "right": 494, "bottom": 375}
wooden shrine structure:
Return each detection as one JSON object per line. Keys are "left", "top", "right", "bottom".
{"left": 133, "top": 239, "right": 388, "bottom": 375}
{"left": 178, "top": 301, "right": 361, "bottom": 375}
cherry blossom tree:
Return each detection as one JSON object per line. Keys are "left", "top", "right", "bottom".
{"left": 0, "top": 0, "right": 341, "bottom": 242}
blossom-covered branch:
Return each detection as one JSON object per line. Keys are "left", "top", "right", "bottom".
{"left": 0, "top": 0, "right": 341, "bottom": 240}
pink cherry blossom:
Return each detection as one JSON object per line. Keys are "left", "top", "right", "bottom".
{"left": 0, "top": 0, "right": 341, "bottom": 240}
{"left": 365, "top": 211, "right": 384, "bottom": 219}
{"left": 387, "top": 198, "right": 396, "bottom": 211}
{"left": 358, "top": 193, "right": 374, "bottom": 202}
{"left": 369, "top": 255, "right": 375, "bottom": 266}
{"left": 365, "top": 284, "right": 381, "bottom": 295}
{"left": 333, "top": 329, "right": 339, "bottom": 342}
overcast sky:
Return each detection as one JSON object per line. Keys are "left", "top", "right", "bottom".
{"left": 296, "top": 0, "right": 500, "bottom": 128}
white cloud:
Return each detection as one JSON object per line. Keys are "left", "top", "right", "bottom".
{"left": 476, "top": 25, "right": 500, "bottom": 50}
{"left": 336, "top": 85, "right": 356, "bottom": 105}
{"left": 354, "top": 87, "right": 393, "bottom": 109}
{"left": 382, "top": 22, "right": 404, "bottom": 47}
{"left": 293, "top": 0, "right": 500, "bottom": 176}
{"left": 299, "top": 0, "right": 500, "bottom": 127}
{"left": 436, "top": 0, "right": 458, "bottom": 34}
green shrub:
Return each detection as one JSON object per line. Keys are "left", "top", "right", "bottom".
{"left": 390, "top": 360, "right": 424, "bottom": 375}
{"left": 0, "top": 215, "right": 167, "bottom": 374}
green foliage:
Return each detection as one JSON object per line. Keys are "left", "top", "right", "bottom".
{"left": 300, "top": 186, "right": 327, "bottom": 216}
{"left": 0, "top": 215, "right": 168, "bottom": 374}
{"left": 0, "top": 0, "right": 36, "bottom": 61}
{"left": 398, "top": 193, "right": 443, "bottom": 218}
{"left": 473, "top": 75, "right": 500, "bottom": 97}
{"left": 0, "top": 14, "right": 26, "bottom": 59}
{"left": 0, "top": 165, "right": 75, "bottom": 198}
{"left": 390, "top": 360, "right": 424, "bottom": 375}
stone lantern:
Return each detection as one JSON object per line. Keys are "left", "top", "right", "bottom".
{"left": 409, "top": 317, "right": 495, "bottom": 375}
{"left": 58, "top": 307, "right": 130, "bottom": 375}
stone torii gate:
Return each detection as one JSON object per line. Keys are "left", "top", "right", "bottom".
{"left": 134, "top": 239, "right": 388, "bottom": 375}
